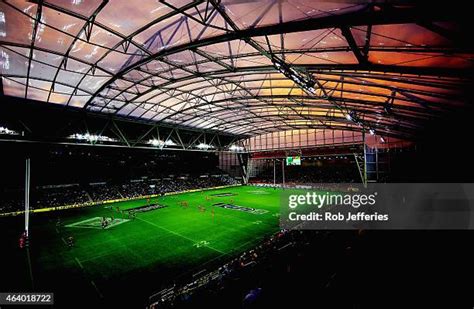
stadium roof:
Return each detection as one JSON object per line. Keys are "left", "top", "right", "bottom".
{"left": 0, "top": 0, "right": 472, "bottom": 139}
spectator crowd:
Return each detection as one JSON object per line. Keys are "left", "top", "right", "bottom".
{"left": 252, "top": 164, "right": 359, "bottom": 185}
{"left": 148, "top": 229, "right": 355, "bottom": 309}
{"left": 0, "top": 175, "right": 238, "bottom": 214}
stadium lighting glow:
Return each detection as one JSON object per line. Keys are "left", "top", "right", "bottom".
{"left": 345, "top": 111, "right": 362, "bottom": 127}
{"left": 148, "top": 139, "right": 161, "bottom": 147}
{"left": 164, "top": 140, "right": 176, "bottom": 146}
{"left": 272, "top": 59, "right": 316, "bottom": 95}
{"left": 0, "top": 126, "right": 18, "bottom": 135}
{"left": 369, "top": 129, "right": 375, "bottom": 135}
{"left": 148, "top": 139, "right": 177, "bottom": 147}
{"left": 229, "top": 145, "right": 244, "bottom": 152}
{"left": 0, "top": 12, "right": 6, "bottom": 39}
{"left": 380, "top": 137, "right": 386, "bottom": 143}
{"left": 196, "top": 143, "right": 214, "bottom": 150}
{"left": 69, "top": 133, "right": 115, "bottom": 142}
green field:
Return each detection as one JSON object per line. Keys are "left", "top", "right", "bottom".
{"left": 43, "top": 186, "right": 282, "bottom": 280}
{"left": 3, "top": 185, "right": 298, "bottom": 306}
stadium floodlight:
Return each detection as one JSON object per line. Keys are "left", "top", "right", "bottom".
{"left": 0, "top": 126, "right": 19, "bottom": 135}
{"left": 229, "top": 145, "right": 244, "bottom": 152}
{"left": 69, "top": 133, "right": 115, "bottom": 142}
{"left": 148, "top": 139, "right": 177, "bottom": 147}
{"left": 148, "top": 139, "right": 162, "bottom": 147}
{"left": 345, "top": 111, "right": 363, "bottom": 127}
{"left": 165, "top": 140, "right": 177, "bottom": 146}
{"left": 196, "top": 143, "right": 214, "bottom": 150}
{"left": 272, "top": 59, "right": 316, "bottom": 95}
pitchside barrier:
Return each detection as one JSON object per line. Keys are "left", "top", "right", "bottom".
{"left": 0, "top": 184, "right": 242, "bottom": 217}
{"left": 250, "top": 182, "right": 311, "bottom": 189}
{"left": 249, "top": 182, "right": 352, "bottom": 191}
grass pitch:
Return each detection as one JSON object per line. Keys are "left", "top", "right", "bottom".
{"left": 1, "top": 185, "right": 302, "bottom": 305}
{"left": 51, "top": 186, "right": 281, "bottom": 275}
{"left": 2, "top": 185, "right": 328, "bottom": 306}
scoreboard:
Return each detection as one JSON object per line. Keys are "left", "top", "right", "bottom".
{"left": 286, "top": 156, "right": 301, "bottom": 166}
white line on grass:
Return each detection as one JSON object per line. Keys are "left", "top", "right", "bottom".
{"left": 74, "top": 257, "right": 103, "bottom": 299}
{"left": 74, "top": 257, "right": 84, "bottom": 270}
{"left": 135, "top": 216, "right": 227, "bottom": 255}
{"left": 90, "top": 280, "right": 103, "bottom": 299}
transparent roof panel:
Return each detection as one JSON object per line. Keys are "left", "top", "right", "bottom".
{"left": 45, "top": 0, "right": 102, "bottom": 17}
{"left": 0, "top": 1, "right": 471, "bottom": 139}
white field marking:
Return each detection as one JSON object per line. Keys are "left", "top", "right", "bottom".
{"left": 90, "top": 280, "right": 103, "bottom": 298}
{"left": 193, "top": 240, "right": 210, "bottom": 248}
{"left": 74, "top": 257, "right": 84, "bottom": 270}
{"left": 246, "top": 190, "right": 270, "bottom": 195}
{"left": 135, "top": 217, "right": 226, "bottom": 255}
{"left": 73, "top": 255, "right": 103, "bottom": 298}
{"left": 65, "top": 217, "right": 130, "bottom": 229}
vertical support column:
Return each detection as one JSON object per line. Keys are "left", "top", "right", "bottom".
{"left": 363, "top": 132, "right": 367, "bottom": 187}
{"left": 354, "top": 145, "right": 368, "bottom": 187}
{"left": 25, "top": 158, "right": 31, "bottom": 237}
{"left": 281, "top": 159, "right": 285, "bottom": 189}
{"left": 237, "top": 153, "right": 250, "bottom": 184}
{"left": 273, "top": 159, "right": 276, "bottom": 186}
{"left": 24, "top": 158, "right": 34, "bottom": 289}
{"left": 375, "top": 147, "right": 379, "bottom": 181}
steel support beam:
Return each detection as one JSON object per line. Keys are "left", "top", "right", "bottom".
{"left": 86, "top": 4, "right": 463, "bottom": 106}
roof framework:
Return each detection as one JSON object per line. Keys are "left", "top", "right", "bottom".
{"left": 0, "top": 0, "right": 472, "bottom": 140}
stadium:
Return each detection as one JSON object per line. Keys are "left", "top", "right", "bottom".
{"left": 0, "top": 0, "right": 473, "bottom": 308}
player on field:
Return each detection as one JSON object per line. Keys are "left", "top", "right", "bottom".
{"left": 67, "top": 236, "right": 75, "bottom": 249}
{"left": 101, "top": 217, "right": 108, "bottom": 229}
